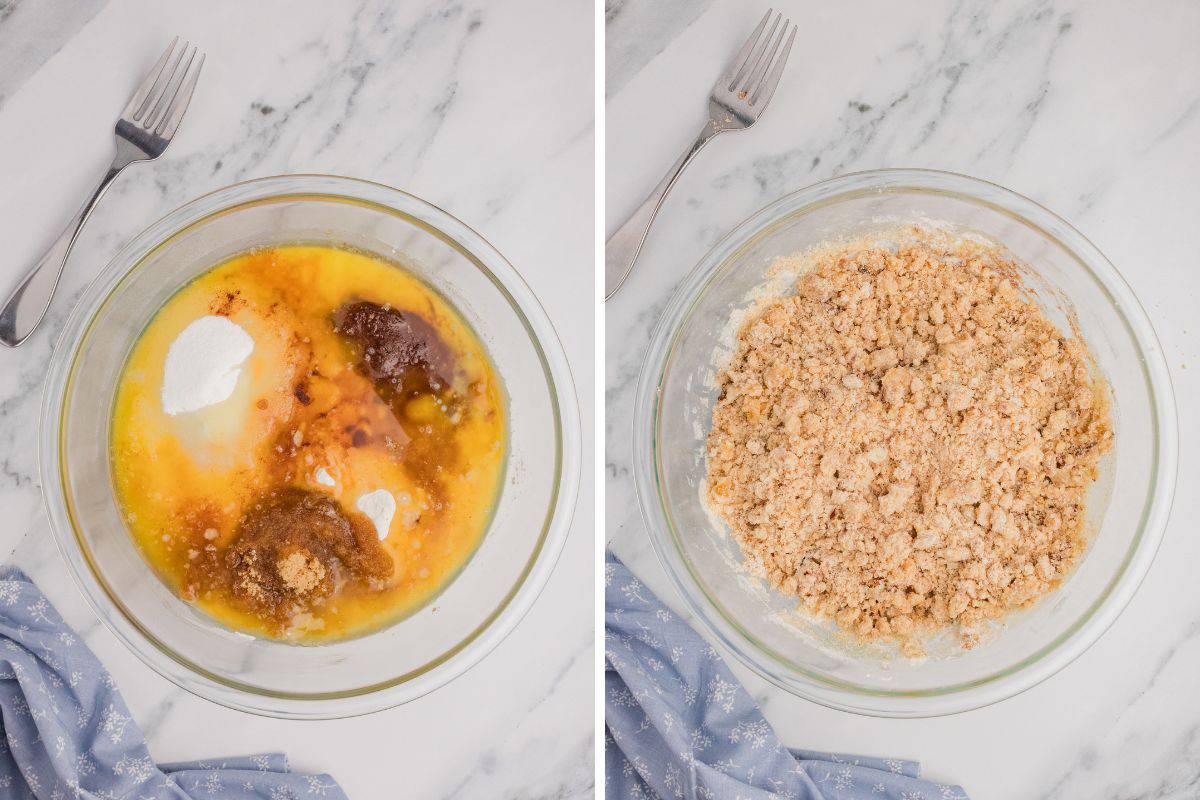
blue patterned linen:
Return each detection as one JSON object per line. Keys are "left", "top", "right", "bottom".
{"left": 605, "top": 551, "right": 969, "bottom": 799}
{"left": 0, "top": 566, "right": 348, "bottom": 799}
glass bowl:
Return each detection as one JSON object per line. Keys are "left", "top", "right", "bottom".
{"left": 634, "top": 169, "right": 1177, "bottom": 717}
{"left": 42, "top": 174, "right": 580, "bottom": 718}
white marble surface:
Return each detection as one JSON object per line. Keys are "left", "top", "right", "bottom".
{"left": 607, "top": 1, "right": 1199, "bottom": 797}
{"left": 0, "top": 0, "right": 594, "bottom": 796}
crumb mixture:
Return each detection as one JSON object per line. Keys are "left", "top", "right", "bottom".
{"left": 705, "top": 228, "right": 1112, "bottom": 651}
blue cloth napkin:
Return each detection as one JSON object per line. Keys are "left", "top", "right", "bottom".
{"left": 0, "top": 566, "right": 348, "bottom": 799}
{"left": 605, "top": 551, "right": 969, "bottom": 800}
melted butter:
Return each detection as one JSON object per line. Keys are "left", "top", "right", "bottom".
{"left": 110, "top": 245, "right": 506, "bottom": 642}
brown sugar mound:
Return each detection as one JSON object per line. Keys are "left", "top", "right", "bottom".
{"left": 226, "top": 487, "right": 393, "bottom": 619}
{"left": 705, "top": 228, "right": 1112, "bottom": 651}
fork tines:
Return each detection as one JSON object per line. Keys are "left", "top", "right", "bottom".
{"left": 722, "top": 9, "right": 797, "bottom": 109}
{"left": 123, "top": 37, "right": 205, "bottom": 139}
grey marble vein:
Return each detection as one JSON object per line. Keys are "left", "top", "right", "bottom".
{"left": 0, "top": 0, "right": 107, "bottom": 111}
{"left": 605, "top": 0, "right": 713, "bottom": 98}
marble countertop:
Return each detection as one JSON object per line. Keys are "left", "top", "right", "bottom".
{"left": 606, "top": 1, "right": 1198, "bottom": 797}
{"left": 0, "top": 0, "right": 593, "bottom": 796}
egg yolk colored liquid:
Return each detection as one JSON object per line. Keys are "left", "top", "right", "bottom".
{"left": 110, "top": 245, "right": 506, "bottom": 642}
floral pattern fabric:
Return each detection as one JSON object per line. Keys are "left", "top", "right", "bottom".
{"left": 605, "top": 552, "right": 969, "bottom": 800}
{"left": 0, "top": 567, "right": 348, "bottom": 799}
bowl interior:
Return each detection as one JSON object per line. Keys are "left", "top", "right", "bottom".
{"left": 650, "top": 179, "right": 1163, "bottom": 706}
{"left": 53, "top": 186, "right": 568, "bottom": 710}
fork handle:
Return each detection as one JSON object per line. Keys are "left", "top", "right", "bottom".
{"left": 0, "top": 157, "right": 128, "bottom": 348}
{"left": 605, "top": 120, "right": 723, "bottom": 300}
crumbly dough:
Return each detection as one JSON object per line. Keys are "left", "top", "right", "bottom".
{"left": 705, "top": 227, "right": 1112, "bottom": 652}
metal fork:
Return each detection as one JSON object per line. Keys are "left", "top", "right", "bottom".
{"left": 0, "top": 38, "right": 204, "bottom": 347}
{"left": 605, "top": 10, "right": 796, "bottom": 300}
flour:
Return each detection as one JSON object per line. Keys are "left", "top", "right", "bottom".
{"left": 356, "top": 489, "right": 396, "bottom": 540}
{"left": 161, "top": 315, "right": 255, "bottom": 415}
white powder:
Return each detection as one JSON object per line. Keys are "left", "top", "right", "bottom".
{"left": 356, "top": 489, "right": 395, "bottom": 541}
{"left": 314, "top": 467, "right": 336, "bottom": 487}
{"left": 161, "top": 315, "right": 255, "bottom": 416}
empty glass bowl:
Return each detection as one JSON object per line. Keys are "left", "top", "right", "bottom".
{"left": 634, "top": 169, "right": 1176, "bottom": 717}
{"left": 42, "top": 175, "right": 580, "bottom": 718}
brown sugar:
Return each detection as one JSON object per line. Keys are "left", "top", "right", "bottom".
{"left": 223, "top": 487, "right": 393, "bottom": 619}
{"left": 276, "top": 550, "right": 327, "bottom": 594}
{"left": 705, "top": 228, "right": 1112, "bottom": 651}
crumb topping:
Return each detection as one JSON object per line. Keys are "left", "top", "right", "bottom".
{"left": 705, "top": 228, "right": 1112, "bottom": 652}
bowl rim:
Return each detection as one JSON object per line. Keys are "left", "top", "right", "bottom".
{"left": 633, "top": 167, "right": 1178, "bottom": 717}
{"left": 40, "top": 173, "right": 581, "bottom": 719}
